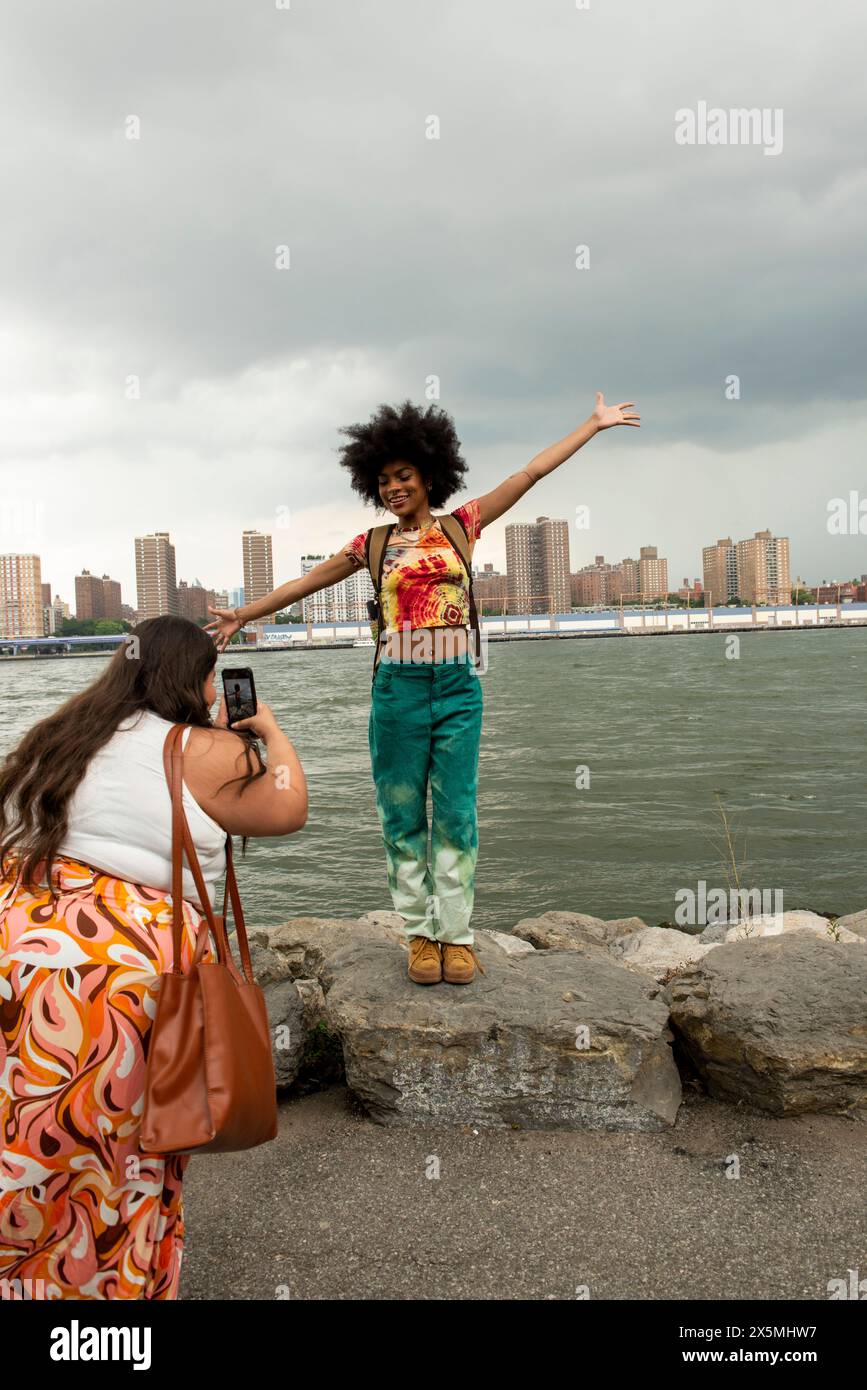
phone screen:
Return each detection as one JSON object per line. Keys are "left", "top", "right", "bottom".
{"left": 222, "top": 669, "right": 257, "bottom": 726}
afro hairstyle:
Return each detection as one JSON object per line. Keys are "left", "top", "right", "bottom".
{"left": 337, "top": 399, "right": 468, "bottom": 509}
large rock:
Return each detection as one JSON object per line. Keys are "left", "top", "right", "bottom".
{"left": 610, "top": 925, "right": 719, "bottom": 981}
{"left": 323, "top": 934, "right": 681, "bottom": 1131}
{"left": 357, "top": 910, "right": 407, "bottom": 935}
{"left": 246, "top": 932, "right": 307, "bottom": 1089}
{"left": 722, "top": 910, "right": 863, "bottom": 945}
{"left": 830, "top": 909, "right": 867, "bottom": 942}
{"left": 267, "top": 916, "right": 405, "bottom": 988}
{"left": 478, "top": 929, "right": 536, "bottom": 958}
{"left": 512, "top": 910, "right": 646, "bottom": 954}
{"left": 667, "top": 935, "right": 867, "bottom": 1118}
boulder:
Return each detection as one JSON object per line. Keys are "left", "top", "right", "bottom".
{"left": 667, "top": 935, "right": 867, "bottom": 1118}
{"left": 246, "top": 932, "right": 306, "bottom": 1089}
{"left": 604, "top": 916, "right": 648, "bottom": 940}
{"left": 512, "top": 910, "right": 646, "bottom": 954}
{"left": 833, "top": 909, "right": 867, "bottom": 942}
{"left": 323, "top": 934, "right": 681, "bottom": 1130}
{"left": 267, "top": 916, "right": 405, "bottom": 989}
{"left": 610, "top": 926, "right": 719, "bottom": 981}
{"left": 699, "top": 921, "right": 731, "bottom": 944}
{"left": 722, "top": 910, "right": 863, "bottom": 945}
{"left": 478, "top": 928, "right": 536, "bottom": 958}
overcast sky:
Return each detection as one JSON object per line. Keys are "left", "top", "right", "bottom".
{"left": 1, "top": 0, "right": 865, "bottom": 605}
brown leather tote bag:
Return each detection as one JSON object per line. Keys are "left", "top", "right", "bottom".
{"left": 139, "top": 722, "right": 278, "bottom": 1156}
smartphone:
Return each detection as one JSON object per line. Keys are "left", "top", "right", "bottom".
{"left": 222, "top": 667, "right": 258, "bottom": 727}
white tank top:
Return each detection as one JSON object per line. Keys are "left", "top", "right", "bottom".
{"left": 58, "top": 708, "right": 227, "bottom": 909}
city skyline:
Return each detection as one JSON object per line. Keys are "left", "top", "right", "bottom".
{"left": 5, "top": 490, "right": 865, "bottom": 619}
{"left": 7, "top": 509, "right": 867, "bottom": 639}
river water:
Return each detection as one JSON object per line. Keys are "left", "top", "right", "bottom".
{"left": 1, "top": 628, "right": 865, "bottom": 931}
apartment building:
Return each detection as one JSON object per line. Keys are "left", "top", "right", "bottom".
{"left": 135, "top": 533, "right": 178, "bottom": 618}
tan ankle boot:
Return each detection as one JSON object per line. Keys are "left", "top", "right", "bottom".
{"left": 408, "top": 935, "right": 443, "bottom": 984}
{"left": 441, "top": 943, "right": 486, "bottom": 984}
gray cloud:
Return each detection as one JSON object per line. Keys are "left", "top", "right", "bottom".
{"left": 1, "top": 0, "right": 865, "bottom": 600}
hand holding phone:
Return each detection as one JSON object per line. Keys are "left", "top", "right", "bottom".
{"left": 223, "top": 700, "right": 279, "bottom": 740}
{"left": 221, "top": 668, "right": 258, "bottom": 727}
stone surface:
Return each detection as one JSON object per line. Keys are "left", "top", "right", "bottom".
{"left": 323, "top": 934, "right": 681, "bottom": 1131}
{"left": 478, "top": 928, "right": 536, "bottom": 957}
{"left": 722, "top": 910, "right": 863, "bottom": 945}
{"left": 357, "top": 910, "right": 407, "bottom": 935}
{"left": 698, "top": 921, "right": 731, "bottom": 944}
{"left": 830, "top": 908, "right": 867, "bottom": 941}
{"left": 267, "top": 916, "right": 404, "bottom": 989}
{"left": 257, "top": 909, "right": 867, "bottom": 1126}
{"left": 609, "top": 925, "right": 719, "bottom": 981}
{"left": 603, "top": 916, "right": 648, "bottom": 940}
{"left": 667, "top": 935, "right": 867, "bottom": 1118}
{"left": 247, "top": 932, "right": 306, "bottom": 1089}
{"left": 511, "top": 910, "right": 646, "bottom": 954}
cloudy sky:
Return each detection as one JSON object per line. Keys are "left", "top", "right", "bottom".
{"left": 1, "top": 0, "right": 865, "bottom": 605}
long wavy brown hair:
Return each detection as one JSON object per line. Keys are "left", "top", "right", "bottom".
{"left": 0, "top": 615, "right": 265, "bottom": 893}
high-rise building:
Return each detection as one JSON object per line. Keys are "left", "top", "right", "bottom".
{"left": 571, "top": 555, "right": 620, "bottom": 606}
{"left": 537, "top": 516, "right": 571, "bottom": 613}
{"left": 229, "top": 587, "right": 245, "bottom": 610}
{"left": 242, "top": 532, "right": 274, "bottom": 609}
{"left": 41, "top": 581, "right": 54, "bottom": 634}
{"left": 505, "top": 516, "right": 571, "bottom": 613}
{"left": 74, "top": 570, "right": 122, "bottom": 620}
{"left": 301, "top": 557, "right": 329, "bottom": 621}
{"left": 75, "top": 569, "right": 112, "bottom": 620}
{"left": 53, "top": 595, "right": 71, "bottom": 629}
{"left": 703, "top": 531, "right": 791, "bottom": 606}
{"left": 101, "top": 575, "right": 122, "bottom": 621}
{"left": 135, "top": 533, "right": 177, "bottom": 619}
{"left": 0, "top": 553, "right": 43, "bottom": 638}
{"left": 606, "top": 547, "right": 670, "bottom": 603}
{"left": 735, "top": 530, "right": 791, "bottom": 606}
{"left": 702, "top": 538, "right": 738, "bottom": 604}
{"left": 638, "top": 545, "right": 669, "bottom": 600}
{"left": 344, "top": 563, "right": 375, "bottom": 621}
{"left": 505, "top": 523, "right": 543, "bottom": 613}
{"left": 300, "top": 556, "right": 373, "bottom": 622}
{"left": 615, "top": 557, "right": 640, "bottom": 601}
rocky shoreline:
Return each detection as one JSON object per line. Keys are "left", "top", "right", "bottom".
{"left": 241, "top": 908, "right": 867, "bottom": 1131}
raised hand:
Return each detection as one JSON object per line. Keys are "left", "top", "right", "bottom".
{"left": 593, "top": 391, "right": 640, "bottom": 430}
{"left": 205, "top": 606, "right": 241, "bottom": 652}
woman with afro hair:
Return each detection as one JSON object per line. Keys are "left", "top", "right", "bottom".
{"left": 208, "top": 392, "right": 639, "bottom": 985}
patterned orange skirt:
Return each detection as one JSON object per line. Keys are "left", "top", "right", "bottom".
{"left": 0, "top": 855, "right": 214, "bottom": 1300}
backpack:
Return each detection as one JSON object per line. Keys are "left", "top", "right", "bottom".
{"left": 364, "top": 512, "right": 481, "bottom": 674}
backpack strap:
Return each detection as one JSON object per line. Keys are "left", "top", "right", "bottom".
{"left": 440, "top": 513, "right": 481, "bottom": 668}
{"left": 364, "top": 514, "right": 481, "bottom": 676}
{"left": 365, "top": 523, "right": 395, "bottom": 675}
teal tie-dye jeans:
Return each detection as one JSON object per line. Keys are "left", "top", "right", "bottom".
{"left": 368, "top": 654, "right": 484, "bottom": 945}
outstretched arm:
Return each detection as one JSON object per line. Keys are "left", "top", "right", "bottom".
{"left": 206, "top": 551, "right": 357, "bottom": 651}
{"left": 477, "top": 391, "right": 640, "bottom": 529}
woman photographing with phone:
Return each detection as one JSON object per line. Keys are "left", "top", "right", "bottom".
{"left": 0, "top": 616, "right": 307, "bottom": 1300}
{"left": 207, "top": 392, "right": 639, "bottom": 987}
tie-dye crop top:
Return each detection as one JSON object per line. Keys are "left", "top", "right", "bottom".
{"left": 343, "top": 499, "right": 482, "bottom": 633}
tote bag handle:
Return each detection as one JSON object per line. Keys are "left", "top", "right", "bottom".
{"left": 162, "top": 723, "right": 255, "bottom": 985}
